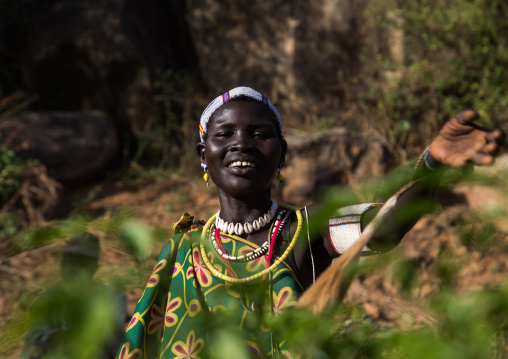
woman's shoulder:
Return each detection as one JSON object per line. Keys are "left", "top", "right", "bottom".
{"left": 171, "top": 212, "right": 209, "bottom": 235}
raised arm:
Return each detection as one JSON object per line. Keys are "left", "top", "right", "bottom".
{"left": 292, "top": 110, "right": 505, "bottom": 288}
{"left": 363, "top": 109, "right": 505, "bottom": 250}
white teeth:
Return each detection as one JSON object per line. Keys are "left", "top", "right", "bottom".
{"left": 228, "top": 161, "right": 256, "bottom": 168}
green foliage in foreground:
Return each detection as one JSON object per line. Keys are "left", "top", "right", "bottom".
{"left": 270, "top": 284, "right": 508, "bottom": 359}
{"left": 1, "top": 163, "right": 507, "bottom": 358}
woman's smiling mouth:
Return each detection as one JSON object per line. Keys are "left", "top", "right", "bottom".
{"left": 227, "top": 161, "right": 257, "bottom": 168}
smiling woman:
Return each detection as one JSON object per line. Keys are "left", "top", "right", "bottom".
{"left": 116, "top": 86, "right": 505, "bottom": 358}
{"left": 197, "top": 100, "right": 285, "bottom": 201}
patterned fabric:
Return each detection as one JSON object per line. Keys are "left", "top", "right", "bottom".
{"left": 199, "top": 86, "right": 283, "bottom": 144}
{"left": 117, "top": 217, "right": 304, "bottom": 359}
{"left": 328, "top": 203, "right": 382, "bottom": 255}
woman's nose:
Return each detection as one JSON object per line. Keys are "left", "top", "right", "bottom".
{"left": 229, "top": 131, "right": 253, "bottom": 152}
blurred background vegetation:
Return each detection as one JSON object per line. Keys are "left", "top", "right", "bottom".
{"left": 1, "top": 0, "right": 508, "bottom": 357}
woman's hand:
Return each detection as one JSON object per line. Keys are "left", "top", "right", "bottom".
{"left": 429, "top": 109, "right": 505, "bottom": 168}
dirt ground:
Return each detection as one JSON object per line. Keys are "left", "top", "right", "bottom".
{"left": 1, "top": 166, "right": 508, "bottom": 358}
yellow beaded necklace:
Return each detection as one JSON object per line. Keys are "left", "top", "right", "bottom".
{"left": 200, "top": 203, "right": 303, "bottom": 284}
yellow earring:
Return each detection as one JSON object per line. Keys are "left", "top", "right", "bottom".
{"left": 276, "top": 171, "right": 285, "bottom": 188}
{"left": 203, "top": 171, "right": 210, "bottom": 187}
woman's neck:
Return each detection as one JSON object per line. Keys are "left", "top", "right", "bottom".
{"left": 216, "top": 189, "right": 273, "bottom": 224}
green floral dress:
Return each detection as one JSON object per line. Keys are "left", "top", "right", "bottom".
{"left": 117, "top": 214, "right": 304, "bottom": 359}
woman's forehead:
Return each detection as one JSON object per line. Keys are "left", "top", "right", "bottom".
{"left": 209, "top": 101, "right": 275, "bottom": 126}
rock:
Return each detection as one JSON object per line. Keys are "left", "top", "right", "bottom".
{"left": 2, "top": 0, "right": 392, "bottom": 166}
{"left": 187, "top": 0, "right": 366, "bottom": 122}
{"left": 1, "top": 0, "right": 197, "bottom": 140}
{"left": 279, "top": 128, "right": 395, "bottom": 204}
{"left": 0, "top": 111, "right": 118, "bottom": 182}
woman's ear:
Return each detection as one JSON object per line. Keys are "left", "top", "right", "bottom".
{"left": 196, "top": 142, "right": 206, "bottom": 166}
{"left": 280, "top": 138, "right": 288, "bottom": 167}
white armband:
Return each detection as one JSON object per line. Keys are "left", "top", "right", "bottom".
{"left": 329, "top": 203, "right": 382, "bottom": 255}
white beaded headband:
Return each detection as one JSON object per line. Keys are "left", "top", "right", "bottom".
{"left": 199, "top": 86, "right": 283, "bottom": 143}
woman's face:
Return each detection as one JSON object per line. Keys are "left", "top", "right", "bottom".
{"left": 197, "top": 101, "right": 286, "bottom": 198}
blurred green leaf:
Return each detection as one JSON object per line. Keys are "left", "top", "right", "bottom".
{"left": 119, "top": 220, "right": 152, "bottom": 260}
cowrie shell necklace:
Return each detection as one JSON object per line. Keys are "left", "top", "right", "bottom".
{"left": 215, "top": 200, "right": 278, "bottom": 236}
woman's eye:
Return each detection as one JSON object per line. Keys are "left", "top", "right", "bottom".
{"left": 214, "top": 132, "right": 231, "bottom": 138}
{"left": 253, "top": 131, "right": 270, "bottom": 138}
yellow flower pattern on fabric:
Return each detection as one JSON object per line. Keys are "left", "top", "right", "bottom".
{"left": 165, "top": 293, "right": 181, "bottom": 327}
{"left": 171, "top": 330, "right": 204, "bottom": 359}
{"left": 236, "top": 246, "right": 269, "bottom": 272}
{"left": 188, "top": 299, "right": 201, "bottom": 317}
{"left": 117, "top": 215, "right": 305, "bottom": 358}
{"left": 117, "top": 342, "right": 141, "bottom": 359}
{"left": 172, "top": 263, "right": 182, "bottom": 278}
{"left": 273, "top": 287, "right": 296, "bottom": 316}
{"left": 147, "top": 259, "right": 167, "bottom": 288}
{"left": 147, "top": 302, "right": 166, "bottom": 342}
{"left": 190, "top": 247, "right": 213, "bottom": 287}
{"left": 126, "top": 312, "right": 141, "bottom": 332}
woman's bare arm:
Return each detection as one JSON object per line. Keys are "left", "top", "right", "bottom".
{"left": 291, "top": 110, "right": 505, "bottom": 288}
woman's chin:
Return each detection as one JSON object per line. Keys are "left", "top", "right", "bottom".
{"left": 216, "top": 179, "right": 272, "bottom": 198}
